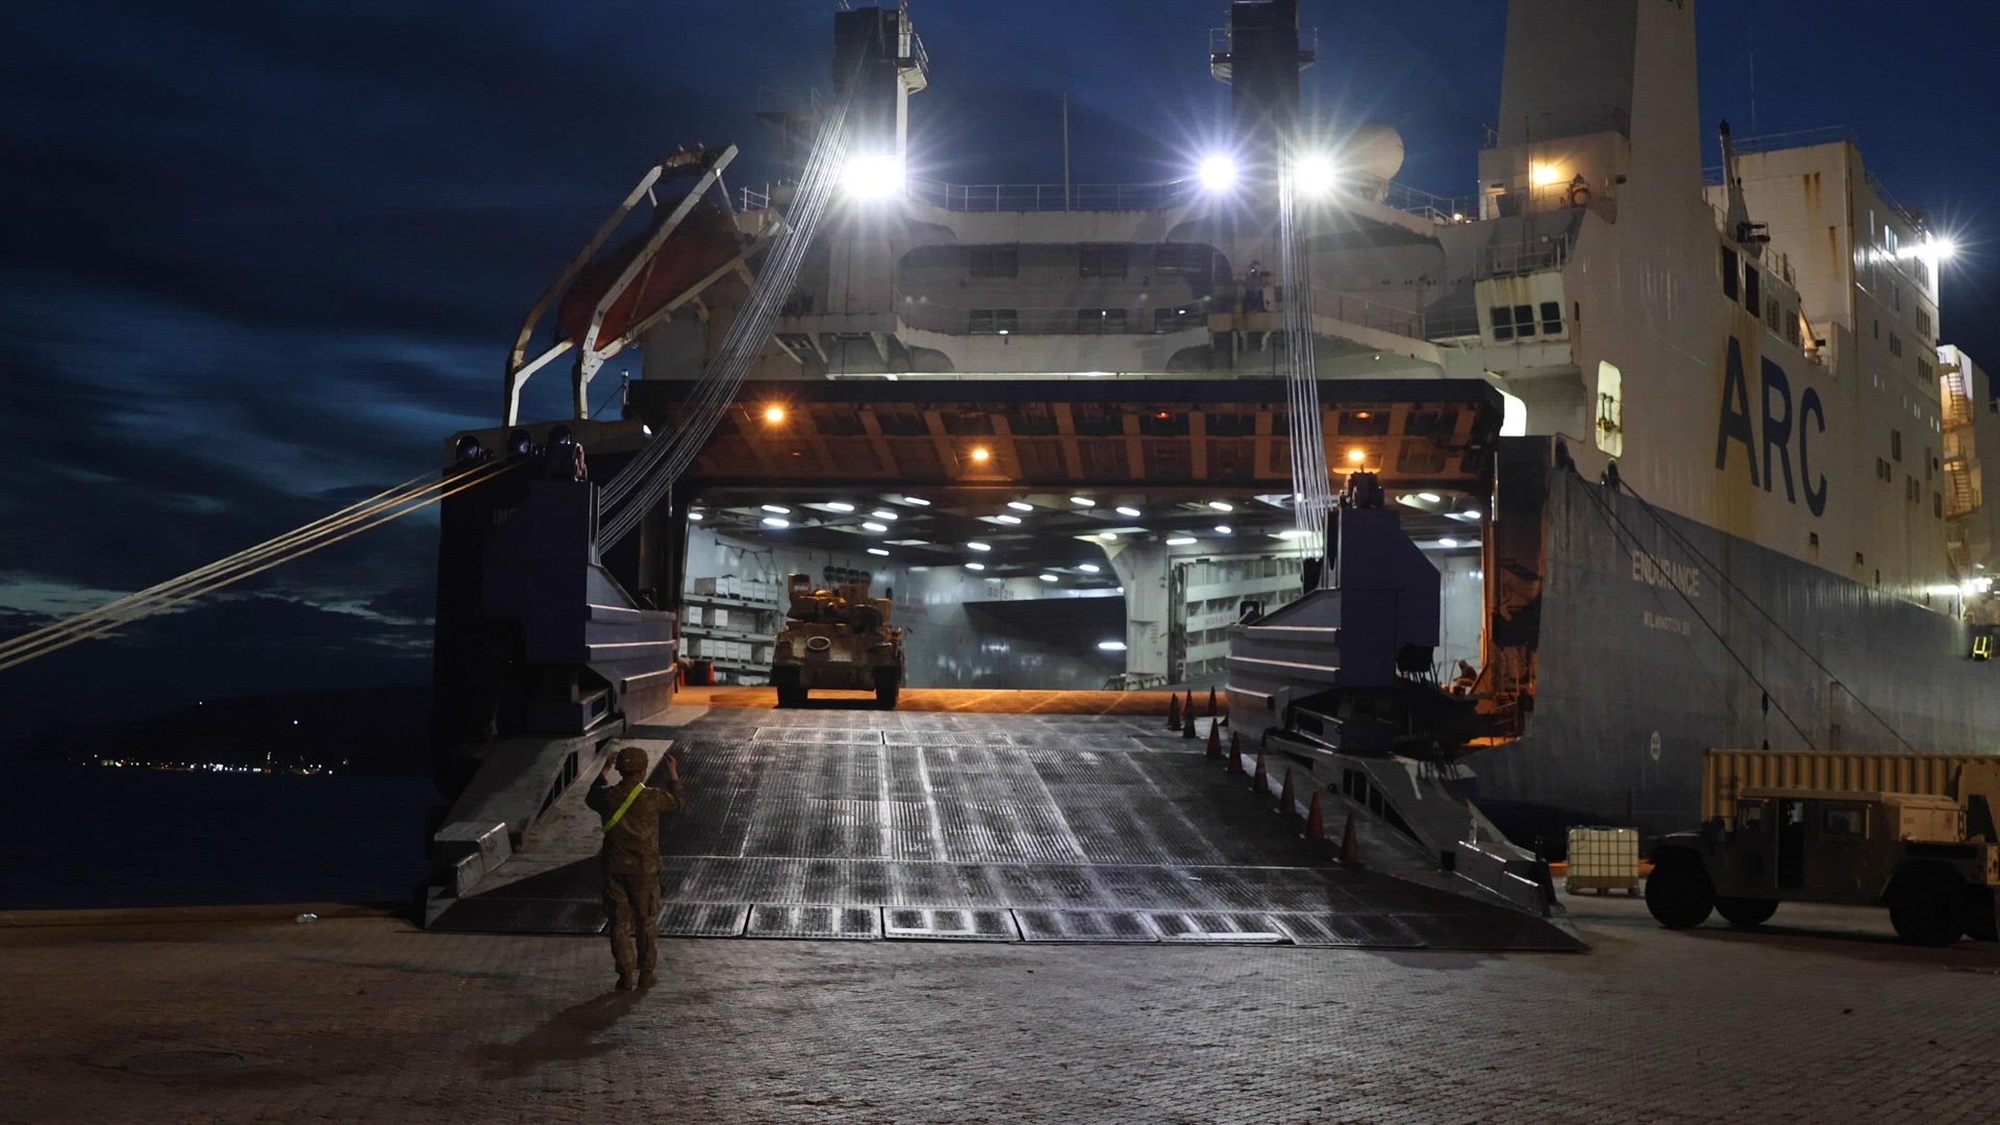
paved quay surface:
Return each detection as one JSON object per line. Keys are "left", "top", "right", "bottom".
{"left": 5, "top": 893, "right": 1999, "bottom": 1124}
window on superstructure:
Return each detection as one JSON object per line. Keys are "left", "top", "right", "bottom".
{"left": 1920, "top": 359, "right": 1934, "bottom": 385}
{"left": 1490, "top": 306, "right": 1514, "bottom": 341}
{"left": 1540, "top": 302, "right": 1562, "bottom": 335}
{"left": 1893, "top": 284, "right": 1902, "bottom": 312}
{"left": 1076, "top": 308, "right": 1126, "bottom": 334}
{"left": 1786, "top": 312, "right": 1803, "bottom": 349}
{"left": 1936, "top": 493, "right": 1944, "bottom": 519}
{"left": 1721, "top": 246, "right": 1739, "bottom": 300}
{"left": 1890, "top": 334, "right": 1903, "bottom": 357}
{"left": 1153, "top": 245, "right": 1208, "bottom": 275}
{"left": 1884, "top": 226, "right": 1900, "bottom": 257}
{"left": 1078, "top": 245, "right": 1128, "bottom": 279}
{"left": 1764, "top": 297, "right": 1781, "bottom": 333}
{"left": 967, "top": 246, "right": 1018, "bottom": 278}
{"left": 968, "top": 309, "right": 1017, "bottom": 334}
{"left": 1152, "top": 306, "right": 1202, "bottom": 333}
{"left": 1512, "top": 305, "right": 1537, "bottom": 338}
{"left": 1744, "top": 265, "right": 1761, "bottom": 315}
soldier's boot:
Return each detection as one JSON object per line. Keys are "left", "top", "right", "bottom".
{"left": 637, "top": 970, "right": 657, "bottom": 990}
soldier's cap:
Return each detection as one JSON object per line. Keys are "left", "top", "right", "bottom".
{"left": 613, "top": 743, "right": 650, "bottom": 776}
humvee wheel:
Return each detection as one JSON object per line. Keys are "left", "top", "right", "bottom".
{"left": 772, "top": 667, "right": 806, "bottom": 709}
{"left": 1644, "top": 854, "right": 1715, "bottom": 929}
{"left": 1966, "top": 886, "right": 1999, "bottom": 943}
{"left": 1715, "top": 897, "right": 1779, "bottom": 927}
{"left": 872, "top": 667, "right": 900, "bottom": 710}
{"left": 1889, "top": 867, "right": 1964, "bottom": 947}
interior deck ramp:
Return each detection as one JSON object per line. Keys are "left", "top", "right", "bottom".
{"left": 430, "top": 707, "right": 1581, "bottom": 951}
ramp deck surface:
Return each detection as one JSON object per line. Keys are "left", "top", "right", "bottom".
{"left": 432, "top": 704, "right": 1579, "bottom": 951}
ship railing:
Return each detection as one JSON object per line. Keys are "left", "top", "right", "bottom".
{"left": 907, "top": 178, "right": 1200, "bottom": 212}
{"left": 891, "top": 298, "right": 1209, "bottom": 336}
{"left": 1476, "top": 236, "right": 1570, "bottom": 279}
{"left": 1309, "top": 288, "right": 1481, "bottom": 341}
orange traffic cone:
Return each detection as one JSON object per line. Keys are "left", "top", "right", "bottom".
{"left": 1219, "top": 692, "right": 1229, "bottom": 728}
{"left": 1278, "top": 767, "right": 1296, "bottom": 817}
{"left": 1340, "top": 812, "right": 1362, "bottom": 866}
{"left": 1205, "top": 720, "right": 1222, "bottom": 760}
{"left": 1251, "top": 750, "right": 1267, "bottom": 794}
{"left": 1182, "top": 707, "right": 1197, "bottom": 739}
{"left": 1167, "top": 692, "right": 1182, "bottom": 732}
{"left": 1303, "top": 790, "right": 1326, "bottom": 843}
{"left": 1226, "top": 733, "right": 1245, "bottom": 774}
{"left": 1206, "top": 687, "right": 1218, "bottom": 717}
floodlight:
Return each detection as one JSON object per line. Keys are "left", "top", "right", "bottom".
{"left": 1295, "top": 153, "right": 1339, "bottom": 195}
{"left": 843, "top": 153, "right": 905, "bottom": 200}
{"left": 1197, "top": 154, "right": 1238, "bottom": 193}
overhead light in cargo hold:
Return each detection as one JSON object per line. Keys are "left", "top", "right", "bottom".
{"left": 1078, "top": 563, "right": 1101, "bottom": 573}
{"left": 902, "top": 496, "right": 931, "bottom": 506}
{"left": 1165, "top": 536, "right": 1197, "bottom": 546}
{"left": 965, "top": 562, "right": 985, "bottom": 571}
{"left": 762, "top": 404, "right": 787, "bottom": 424}
{"left": 1416, "top": 492, "right": 1441, "bottom": 504}
{"left": 969, "top": 446, "right": 992, "bottom": 463}
{"left": 1346, "top": 449, "right": 1367, "bottom": 464}
{"left": 870, "top": 509, "right": 899, "bottom": 520}
{"left": 862, "top": 522, "right": 888, "bottom": 532}
{"left": 1071, "top": 496, "right": 1096, "bottom": 506}
{"left": 1097, "top": 640, "right": 1128, "bottom": 651}
{"left": 1116, "top": 506, "right": 1142, "bottom": 517}
{"left": 687, "top": 511, "right": 704, "bottom": 521}
{"left": 1208, "top": 500, "right": 1234, "bottom": 512}
{"left": 1007, "top": 501, "right": 1035, "bottom": 512}
{"left": 1275, "top": 529, "right": 1312, "bottom": 540}
{"left": 967, "top": 541, "right": 992, "bottom": 551}
{"left": 825, "top": 501, "right": 855, "bottom": 512}
{"left": 762, "top": 504, "right": 791, "bottom": 514}
{"left": 867, "top": 548, "right": 889, "bottom": 557}
{"left": 1438, "top": 537, "right": 1458, "bottom": 548}
{"left": 1039, "top": 574, "right": 1059, "bottom": 582}
{"left": 762, "top": 517, "right": 790, "bottom": 528}
{"left": 995, "top": 514, "right": 1022, "bottom": 525}
{"left": 1214, "top": 525, "right": 1232, "bottom": 535}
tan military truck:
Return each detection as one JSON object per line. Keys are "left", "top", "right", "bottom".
{"left": 1646, "top": 787, "right": 2000, "bottom": 946}
{"left": 769, "top": 573, "right": 904, "bottom": 709}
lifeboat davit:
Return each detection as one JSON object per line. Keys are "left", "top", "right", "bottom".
{"left": 556, "top": 202, "right": 742, "bottom": 348}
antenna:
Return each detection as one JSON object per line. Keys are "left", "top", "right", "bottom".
{"left": 1746, "top": 2, "right": 1759, "bottom": 135}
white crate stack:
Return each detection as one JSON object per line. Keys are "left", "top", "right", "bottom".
{"left": 1565, "top": 826, "right": 1642, "bottom": 896}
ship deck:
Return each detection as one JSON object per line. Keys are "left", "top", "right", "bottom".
{"left": 427, "top": 690, "right": 1579, "bottom": 952}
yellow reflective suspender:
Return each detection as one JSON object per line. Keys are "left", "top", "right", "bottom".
{"left": 602, "top": 782, "right": 647, "bottom": 834}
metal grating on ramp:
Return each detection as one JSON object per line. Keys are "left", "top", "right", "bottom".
{"left": 660, "top": 903, "right": 750, "bottom": 938}
{"left": 746, "top": 904, "right": 883, "bottom": 940}
{"left": 883, "top": 907, "right": 1020, "bottom": 942}
{"left": 1014, "top": 909, "right": 1161, "bottom": 943}
{"left": 437, "top": 711, "right": 1582, "bottom": 951}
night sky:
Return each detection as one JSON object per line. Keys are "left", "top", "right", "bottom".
{"left": 2, "top": 1, "right": 1993, "bottom": 736}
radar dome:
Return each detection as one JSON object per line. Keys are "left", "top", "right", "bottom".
{"left": 1343, "top": 124, "right": 1405, "bottom": 183}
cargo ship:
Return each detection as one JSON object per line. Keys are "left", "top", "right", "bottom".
{"left": 428, "top": 0, "right": 1999, "bottom": 857}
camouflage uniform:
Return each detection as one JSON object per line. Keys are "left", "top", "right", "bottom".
{"left": 584, "top": 744, "right": 684, "bottom": 989}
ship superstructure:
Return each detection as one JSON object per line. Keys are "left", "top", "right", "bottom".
{"left": 434, "top": 0, "right": 1998, "bottom": 849}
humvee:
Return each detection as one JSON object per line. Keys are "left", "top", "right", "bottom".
{"left": 1647, "top": 787, "right": 2000, "bottom": 946}
{"left": 769, "top": 573, "right": 905, "bottom": 709}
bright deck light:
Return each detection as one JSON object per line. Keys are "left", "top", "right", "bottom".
{"left": 762, "top": 404, "right": 787, "bottom": 424}
{"left": 1197, "top": 153, "right": 1238, "bottom": 192}
{"left": 1097, "top": 640, "right": 1128, "bottom": 652}
{"left": 969, "top": 446, "right": 992, "bottom": 462}
{"left": 1530, "top": 163, "right": 1564, "bottom": 187}
{"left": 1346, "top": 448, "right": 1367, "bottom": 464}
{"left": 687, "top": 511, "right": 704, "bottom": 521}
{"left": 1295, "top": 152, "right": 1339, "bottom": 195}
{"left": 843, "top": 153, "right": 905, "bottom": 199}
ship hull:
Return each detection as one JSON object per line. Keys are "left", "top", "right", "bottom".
{"left": 1471, "top": 469, "right": 2000, "bottom": 845}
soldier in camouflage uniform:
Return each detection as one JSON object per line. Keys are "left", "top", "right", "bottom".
{"left": 584, "top": 743, "right": 684, "bottom": 990}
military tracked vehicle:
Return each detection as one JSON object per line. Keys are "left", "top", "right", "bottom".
{"left": 770, "top": 573, "right": 904, "bottom": 709}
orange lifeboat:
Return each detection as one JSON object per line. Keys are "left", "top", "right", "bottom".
{"left": 556, "top": 202, "right": 742, "bottom": 348}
